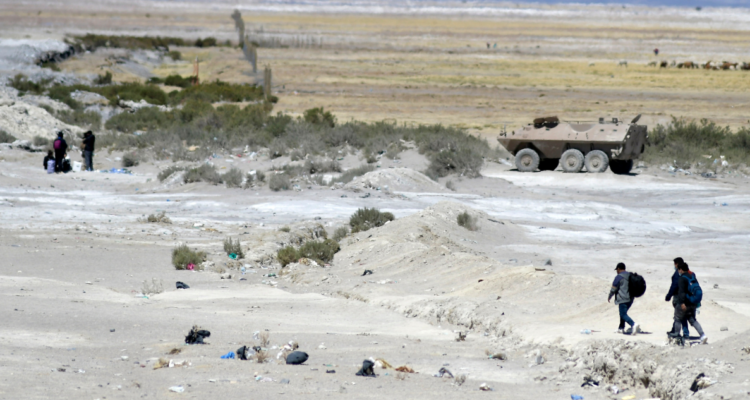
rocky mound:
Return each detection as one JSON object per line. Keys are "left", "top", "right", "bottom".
{"left": 344, "top": 167, "right": 445, "bottom": 193}
{"left": 0, "top": 86, "right": 83, "bottom": 140}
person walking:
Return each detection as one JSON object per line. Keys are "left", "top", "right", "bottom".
{"left": 608, "top": 262, "right": 640, "bottom": 335}
{"left": 666, "top": 257, "right": 690, "bottom": 337}
{"left": 669, "top": 263, "right": 707, "bottom": 344}
{"left": 82, "top": 130, "right": 95, "bottom": 171}
{"left": 52, "top": 131, "right": 68, "bottom": 173}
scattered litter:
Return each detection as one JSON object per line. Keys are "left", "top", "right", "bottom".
{"left": 356, "top": 360, "right": 376, "bottom": 377}
{"left": 581, "top": 377, "right": 599, "bottom": 387}
{"left": 395, "top": 366, "right": 415, "bottom": 373}
{"left": 185, "top": 325, "right": 210, "bottom": 345}
{"left": 610, "top": 385, "right": 619, "bottom": 394}
{"left": 220, "top": 351, "right": 235, "bottom": 359}
{"left": 193, "top": 223, "right": 204, "bottom": 228}
{"left": 434, "top": 367, "right": 453, "bottom": 378}
{"left": 318, "top": 343, "right": 327, "bottom": 350}
{"left": 488, "top": 352, "right": 506, "bottom": 360}
{"left": 286, "top": 351, "right": 309, "bottom": 365}
{"left": 121, "top": 355, "right": 129, "bottom": 361}
{"left": 621, "top": 396, "right": 636, "bottom": 400}
{"left": 326, "top": 370, "right": 336, "bottom": 373}
{"left": 571, "top": 396, "right": 584, "bottom": 400}
{"left": 280, "top": 378, "right": 290, "bottom": 384}
{"left": 479, "top": 382, "right": 493, "bottom": 391}
{"left": 580, "top": 329, "right": 592, "bottom": 335}
{"left": 176, "top": 281, "right": 190, "bottom": 290}
{"left": 362, "top": 269, "right": 373, "bottom": 276}
{"left": 186, "top": 263, "right": 195, "bottom": 271}
{"left": 373, "top": 358, "right": 392, "bottom": 369}
{"left": 228, "top": 253, "right": 238, "bottom": 260}
{"left": 169, "top": 386, "right": 184, "bottom": 393}
{"left": 456, "top": 332, "right": 466, "bottom": 341}
{"left": 154, "top": 358, "right": 170, "bottom": 369}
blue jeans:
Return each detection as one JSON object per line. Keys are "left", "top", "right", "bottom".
{"left": 618, "top": 301, "right": 634, "bottom": 329}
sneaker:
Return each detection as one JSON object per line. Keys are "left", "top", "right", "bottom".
{"left": 699, "top": 335, "right": 708, "bottom": 344}
{"left": 632, "top": 323, "right": 640, "bottom": 336}
{"left": 617, "top": 329, "right": 624, "bottom": 334}
{"left": 667, "top": 331, "right": 682, "bottom": 339}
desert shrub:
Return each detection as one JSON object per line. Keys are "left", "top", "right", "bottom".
{"left": 56, "top": 109, "right": 101, "bottom": 130}
{"left": 643, "top": 117, "right": 750, "bottom": 167}
{"left": 49, "top": 82, "right": 168, "bottom": 109}
{"left": 8, "top": 74, "right": 50, "bottom": 95}
{"left": 40, "top": 61, "right": 60, "bottom": 71}
{"left": 298, "top": 239, "right": 340, "bottom": 265}
{"left": 277, "top": 246, "right": 300, "bottom": 267}
{"left": 164, "top": 74, "right": 192, "bottom": 88}
{"left": 279, "top": 226, "right": 291, "bottom": 233}
{"left": 39, "top": 104, "right": 55, "bottom": 114}
{"left": 72, "top": 34, "right": 185, "bottom": 51}
{"left": 184, "top": 164, "right": 223, "bottom": 185}
{"left": 222, "top": 167, "right": 244, "bottom": 188}
{"left": 147, "top": 77, "right": 164, "bottom": 84}
{"left": 33, "top": 136, "right": 49, "bottom": 147}
{"left": 255, "top": 170, "right": 266, "bottom": 182}
{"left": 122, "top": 152, "right": 140, "bottom": 167}
{"left": 457, "top": 211, "right": 478, "bottom": 231}
{"left": 349, "top": 207, "right": 395, "bottom": 233}
{"left": 168, "top": 50, "right": 182, "bottom": 60}
{"left": 268, "top": 173, "right": 291, "bottom": 191}
{"left": 194, "top": 37, "right": 218, "bottom": 47}
{"left": 304, "top": 158, "right": 341, "bottom": 174}
{"left": 158, "top": 165, "right": 187, "bottom": 181}
{"left": 168, "top": 80, "right": 265, "bottom": 104}
{"left": 333, "top": 226, "right": 349, "bottom": 242}
{"left": 303, "top": 107, "right": 335, "bottom": 127}
{"left": 145, "top": 211, "right": 171, "bottom": 223}
{"left": 332, "top": 164, "right": 374, "bottom": 184}
{"left": 0, "top": 130, "right": 16, "bottom": 143}
{"left": 446, "top": 180, "right": 456, "bottom": 191}
{"left": 172, "top": 244, "right": 206, "bottom": 270}
{"left": 426, "top": 147, "right": 484, "bottom": 179}
{"left": 94, "top": 71, "right": 112, "bottom": 85}
{"left": 223, "top": 237, "right": 244, "bottom": 259}
{"left": 265, "top": 112, "right": 293, "bottom": 137}
{"left": 141, "top": 278, "right": 164, "bottom": 295}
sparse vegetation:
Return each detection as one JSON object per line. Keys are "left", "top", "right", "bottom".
{"left": 93, "top": 71, "right": 112, "bottom": 85}
{"left": 194, "top": 37, "right": 218, "bottom": 48}
{"left": 56, "top": 109, "right": 101, "bottom": 130}
{"left": 140, "top": 278, "right": 164, "bottom": 295}
{"left": 258, "top": 331, "right": 271, "bottom": 348}
{"left": 223, "top": 237, "right": 244, "bottom": 259}
{"left": 277, "top": 239, "right": 340, "bottom": 267}
{"left": 222, "top": 168, "right": 243, "bottom": 188}
{"left": 643, "top": 117, "right": 750, "bottom": 169}
{"left": 122, "top": 152, "right": 140, "bottom": 167}
{"left": 303, "top": 107, "right": 336, "bottom": 127}
{"left": 254, "top": 350, "right": 269, "bottom": 363}
{"left": 457, "top": 211, "right": 478, "bottom": 231}
{"left": 33, "top": 136, "right": 49, "bottom": 147}
{"left": 268, "top": 173, "right": 291, "bottom": 191}
{"left": 445, "top": 180, "right": 456, "bottom": 191}
{"left": 333, "top": 165, "right": 375, "bottom": 184}
{"left": 143, "top": 211, "right": 171, "bottom": 223}
{"left": 71, "top": 34, "right": 186, "bottom": 51}
{"left": 7, "top": 74, "right": 50, "bottom": 95}
{"left": 349, "top": 207, "right": 395, "bottom": 233}
{"left": 172, "top": 244, "right": 206, "bottom": 270}
{"left": 167, "top": 51, "right": 182, "bottom": 60}
{"left": 158, "top": 165, "right": 187, "bottom": 181}
{"left": 332, "top": 226, "right": 349, "bottom": 242}
{"left": 337, "top": 291, "right": 368, "bottom": 303}
{"left": 164, "top": 74, "right": 193, "bottom": 88}
{"left": 0, "top": 130, "right": 16, "bottom": 143}
{"left": 279, "top": 226, "right": 291, "bottom": 233}
{"left": 184, "top": 164, "right": 223, "bottom": 185}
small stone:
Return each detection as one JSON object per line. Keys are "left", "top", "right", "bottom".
{"left": 544, "top": 259, "right": 552, "bottom": 266}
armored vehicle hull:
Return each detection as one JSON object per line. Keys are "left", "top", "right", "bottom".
{"left": 497, "top": 116, "right": 647, "bottom": 174}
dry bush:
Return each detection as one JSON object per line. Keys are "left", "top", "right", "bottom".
{"left": 144, "top": 211, "right": 171, "bottom": 224}
{"left": 445, "top": 180, "right": 456, "bottom": 191}
{"left": 254, "top": 350, "right": 269, "bottom": 363}
{"left": 141, "top": 278, "right": 164, "bottom": 295}
{"left": 349, "top": 207, "right": 395, "bottom": 233}
{"left": 258, "top": 331, "right": 270, "bottom": 348}
{"left": 0, "top": 130, "right": 16, "bottom": 144}
{"left": 172, "top": 244, "right": 206, "bottom": 270}
{"left": 158, "top": 165, "right": 187, "bottom": 182}
{"left": 454, "top": 374, "right": 467, "bottom": 386}
{"left": 184, "top": 164, "right": 223, "bottom": 185}
{"left": 269, "top": 173, "right": 291, "bottom": 191}
{"left": 222, "top": 167, "right": 243, "bottom": 188}
{"left": 122, "top": 152, "right": 140, "bottom": 167}
{"left": 279, "top": 226, "right": 291, "bottom": 233}
{"left": 332, "top": 226, "right": 349, "bottom": 242}
{"left": 337, "top": 291, "right": 368, "bottom": 303}
{"left": 223, "top": 237, "right": 244, "bottom": 259}
{"left": 457, "top": 211, "right": 478, "bottom": 231}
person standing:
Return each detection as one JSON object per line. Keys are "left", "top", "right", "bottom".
{"left": 82, "top": 130, "right": 95, "bottom": 171}
{"left": 666, "top": 257, "right": 690, "bottom": 337}
{"left": 670, "top": 263, "right": 707, "bottom": 343}
{"left": 608, "top": 262, "right": 640, "bottom": 335}
{"left": 52, "top": 131, "right": 68, "bottom": 173}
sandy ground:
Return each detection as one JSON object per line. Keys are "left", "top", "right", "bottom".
{"left": 2, "top": 1, "right": 750, "bottom": 399}
{"left": 2, "top": 145, "right": 750, "bottom": 399}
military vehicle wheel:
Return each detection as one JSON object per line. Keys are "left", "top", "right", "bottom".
{"left": 584, "top": 150, "right": 609, "bottom": 173}
{"left": 515, "top": 148, "right": 540, "bottom": 172}
{"left": 539, "top": 159, "right": 559, "bottom": 171}
{"left": 610, "top": 159, "right": 634, "bottom": 175}
{"left": 560, "top": 149, "right": 584, "bottom": 173}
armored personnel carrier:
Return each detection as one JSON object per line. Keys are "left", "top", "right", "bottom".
{"left": 497, "top": 115, "right": 647, "bottom": 174}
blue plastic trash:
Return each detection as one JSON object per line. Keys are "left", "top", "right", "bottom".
{"left": 220, "top": 351, "right": 235, "bottom": 359}
{"left": 571, "top": 395, "right": 584, "bottom": 400}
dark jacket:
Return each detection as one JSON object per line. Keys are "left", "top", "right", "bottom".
{"left": 53, "top": 137, "right": 68, "bottom": 153}
{"left": 83, "top": 134, "right": 95, "bottom": 152}
{"left": 43, "top": 155, "right": 55, "bottom": 169}
{"left": 665, "top": 270, "right": 680, "bottom": 301}
{"left": 675, "top": 271, "right": 697, "bottom": 307}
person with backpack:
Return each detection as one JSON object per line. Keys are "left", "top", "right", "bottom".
{"left": 669, "top": 263, "right": 707, "bottom": 343}
{"left": 52, "top": 131, "right": 68, "bottom": 173}
{"left": 608, "top": 262, "right": 641, "bottom": 335}
{"left": 666, "top": 257, "right": 691, "bottom": 337}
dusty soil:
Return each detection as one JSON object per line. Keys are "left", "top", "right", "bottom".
{"left": 1, "top": 1, "right": 750, "bottom": 399}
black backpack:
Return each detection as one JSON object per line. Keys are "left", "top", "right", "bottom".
{"left": 628, "top": 272, "right": 647, "bottom": 298}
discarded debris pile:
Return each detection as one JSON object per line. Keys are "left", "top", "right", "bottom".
{"left": 344, "top": 168, "right": 445, "bottom": 193}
